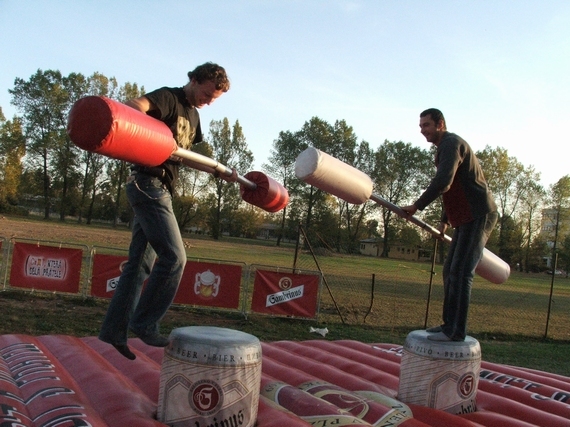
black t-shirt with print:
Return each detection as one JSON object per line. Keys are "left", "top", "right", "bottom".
{"left": 141, "top": 86, "right": 203, "bottom": 190}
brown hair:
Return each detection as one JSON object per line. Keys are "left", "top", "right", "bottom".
{"left": 188, "top": 62, "right": 230, "bottom": 92}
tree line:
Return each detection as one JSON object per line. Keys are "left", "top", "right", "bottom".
{"left": 1, "top": 69, "right": 569, "bottom": 273}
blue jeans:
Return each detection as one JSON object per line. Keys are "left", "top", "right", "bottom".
{"left": 441, "top": 211, "right": 498, "bottom": 341}
{"left": 99, "top": 173, "right": 187, "bottom": 345}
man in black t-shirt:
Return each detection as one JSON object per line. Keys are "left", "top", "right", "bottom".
{"left": 99, "top": 63, "right": 232, "bottom": 360}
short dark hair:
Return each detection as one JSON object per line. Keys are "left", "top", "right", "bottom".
{"left": 420, "top": 108, "right": 446, "bottom": 130}
{"left": 188, "top": 62, "right": 230, "bottom": 92}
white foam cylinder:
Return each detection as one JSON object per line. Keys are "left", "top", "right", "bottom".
{"left": 475, "top": 248, "right": 511, "bottom": 285}
{"left": 295, "top": 147, "right": 373, "bottom": 205}
{"left": 157, "top": 326, "right": 262, "bottom": 427}
{"left": 295, "top": 147, "right": 510, "bottom": 284}
{"left": 398, "top": 330, "right": 481, "bottom": 415}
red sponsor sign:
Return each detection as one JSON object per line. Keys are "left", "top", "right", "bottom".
{"left": 90, "top": 253, "right": 129, "bottom": 298}
{"left": 251, "top": 270, "right": 320, "bottom": 318}
{"left": 9, "top": 242, "right": 83, "bottom": 293}
{"left": 173, "top": 260, "right": 242, "bottom": 309}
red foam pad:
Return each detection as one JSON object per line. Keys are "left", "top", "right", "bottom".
{"left": 240, "top": 171, "right": 289, "bottom": 212}
{"left": 67, "top": 96, "right": 177, "bottom": 167}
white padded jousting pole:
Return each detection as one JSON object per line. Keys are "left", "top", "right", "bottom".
{"left": 295, "top": 147, "right": 510, "bottom": 285}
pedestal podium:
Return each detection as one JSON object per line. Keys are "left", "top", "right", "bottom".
{"left": 157, "top": 326, "right": 262, "bottom": 427}
{"left": 398, "top": 330, "right": 481, "bottom": 415}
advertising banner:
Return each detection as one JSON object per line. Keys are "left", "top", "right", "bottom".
{"left": 91, "top": 253, "right": 129, "bottom": 298}
{"left": 174, "top": 260, "right": 243, "bottom": 309}
{"left": 250, "top": 270, "right": 320, "bottom": 318}
{"left": 9, "top": 241, "right": 83, "bottom": 293}
{"left": 90, "top": 256, "right": 242, "bottom": 310}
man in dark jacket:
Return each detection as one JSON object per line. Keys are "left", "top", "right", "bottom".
{"left": 401, "top": 108, "right": 498, "bottom": 342}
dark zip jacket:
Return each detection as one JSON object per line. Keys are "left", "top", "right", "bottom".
{"left": 414, "top": 132, "right": 497, "bottom": 228}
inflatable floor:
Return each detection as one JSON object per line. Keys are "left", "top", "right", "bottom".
{"left": 1, "top": 334, "right": 569, "bottom": 427}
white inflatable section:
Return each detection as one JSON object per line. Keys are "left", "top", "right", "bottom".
{"left": 475, "top": 248, "right": 511, "bottom": 285}
{"left": 296, "top": 147, "right": 510, "bottom": 285}
{"left": 295, "top": 147, "right": 373, "bottom": 204}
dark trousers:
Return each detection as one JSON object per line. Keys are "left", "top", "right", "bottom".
{"left": 441, "top": 211, "right": 498, "bottom": 341}
{"left": 99, "top": 173, "right": 186, "bottom": 345}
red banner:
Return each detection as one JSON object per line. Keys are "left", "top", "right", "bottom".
{"left": 9, "top": 242, "right": 83, "bottom": 293}
{"left": 90, "top": 256, "right": 242, "bottom": 309}
{"left": 174, "top": 260, "right": 243, "bottom": 309}
{"left": 251, "top": 270, "right": 320, "bottom": 318}
{"left": 90, "top": 253, "right": 129, "bottom": 298}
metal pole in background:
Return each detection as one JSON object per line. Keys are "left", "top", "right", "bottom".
{"left": 364, "top": 273, "right": 375, "bottom": 324}
{"left": 545, "top": 252, "right": 558, "bottom": 339}
{"left": 424, "top": 238, "right": 439, "bottom": 329}
{"left": 544, "top": 210, "right": 560, "bottom": 340}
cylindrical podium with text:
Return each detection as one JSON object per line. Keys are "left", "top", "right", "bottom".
{"left": 398, "top": 330, "right": 481, "bottom": 415}
{"left": 157, "top": 326, "right": 262, "bottom": 427}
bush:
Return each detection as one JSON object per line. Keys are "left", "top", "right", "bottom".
{"left": 0, "top": 202, "right": 29, "bottom": 216}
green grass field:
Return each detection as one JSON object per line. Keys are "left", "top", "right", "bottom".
{"left": 1, "top": 216, "right": 569, "bottom": 376}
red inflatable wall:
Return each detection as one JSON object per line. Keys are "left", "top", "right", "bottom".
{"left": 1, "top": 335, "right": 569, "bottom": 427}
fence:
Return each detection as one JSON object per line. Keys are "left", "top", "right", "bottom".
{"left": 0, "top": 237, "right": 322, "bottom": 321}
{"left": 2, "top": 231, "right": 569, "bottom": 341}
{"left": 292, "top": 225, "right": 570, "bottom": 341}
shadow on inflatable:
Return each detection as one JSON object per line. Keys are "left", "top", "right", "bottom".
{"left": 1, "top": 333, "right": 569, "bottom": 427}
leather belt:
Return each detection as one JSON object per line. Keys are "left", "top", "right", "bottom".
{"left": 131, "top": 165, "right": 167, "bottom": 180}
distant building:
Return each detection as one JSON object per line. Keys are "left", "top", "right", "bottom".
{"left": 359, "top": 238, "right": 381, "bottom": 256}
{"left": 257, "top": 223, "right": 280, "bottom": 240}
{"left": 359, "top": 238, "right": 431, "bottom": 261}
{"left": 539, "top": 207, "right": 570, "bottom": 267}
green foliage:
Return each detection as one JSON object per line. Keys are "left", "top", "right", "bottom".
{"left": 477, "top": 146, "right": 543, "bottom": 265}
{"left": 396, "top": 223, "right": 423, "bottom": 247}
{"left": 262, "top": 130, "right": 300, "bottom": 246}
{"left": 525, "top": 236, "right": 550, "bottom": 272}
{"left": 550, "top": 175, "right": 570, "bottom": 210}
{"left": 557, "top": 234, "right": 570, "bottom": 274}
{"left": 0, "top": 116, "right": 26, "bottom": 206}
{"left": 372, "top": 140, "right": 432, "bottom": 257}
{"left": 3, "top": 68, "right": 570, "bottom": 269}
{"left": 173, "top": 194, "right": 205, "bottom": 231}
{"left": 206, "top": 118, "right": 254, "bottom": 239}
{"left": 497, "top": 215, "right": 522, "bottom": 264}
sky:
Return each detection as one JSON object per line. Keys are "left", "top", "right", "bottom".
{"left": 1, "top": 0, "right": 569, "bottom": 188}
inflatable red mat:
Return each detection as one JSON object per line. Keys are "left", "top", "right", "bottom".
{"left": 1, "top": 336, "right": 568, "bottom": 427}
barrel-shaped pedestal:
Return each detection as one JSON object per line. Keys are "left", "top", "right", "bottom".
{"left": 398, "top": 330, "right": 481, "bottom": 415}
{"left": 157, "top": 326, "right": 262, "bottom": 427}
